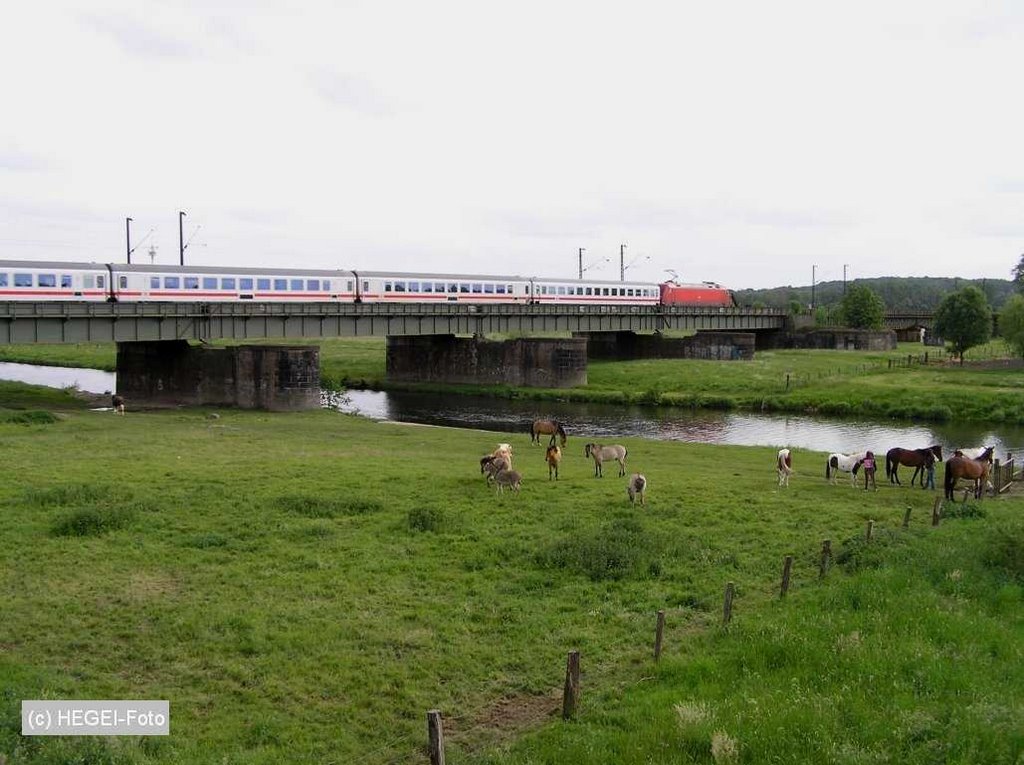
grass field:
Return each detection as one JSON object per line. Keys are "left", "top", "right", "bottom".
{"left": 1, "top": 400, "right": 1022, "bottom": 763}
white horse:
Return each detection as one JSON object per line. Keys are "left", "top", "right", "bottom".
{"left": 826, "top": 451, "right": 868, "bottom": 487}
{"left": 777, "top": 448, "right": 793, "bottom": 487}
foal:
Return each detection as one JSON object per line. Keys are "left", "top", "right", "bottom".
{"left": 112, "top": 394, "right": 126, "bottom": 415}
{"left": 545, "top": 442, "right": 562, "bottom": 480}
{"left": 777, "top": 448, "right": 793, "bottom": 487}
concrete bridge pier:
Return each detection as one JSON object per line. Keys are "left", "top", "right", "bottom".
{"left": 574, "top": 330, "right": 755, "bottom": 360}
{"left": 386, "top": 335, "right": 587, "bottom": 387}
{"left": 116, "top": 340, "right": 320, "bottom": 410}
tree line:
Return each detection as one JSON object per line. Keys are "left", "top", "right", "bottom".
{"left": 734, "top": 257, "right": 1024, "bottom": 364}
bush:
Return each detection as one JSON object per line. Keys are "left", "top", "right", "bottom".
{"left": 537, "top": 516, "right": 662, "bottom": 581}
{"left": 407, "top": 505, "right": 445, "bottom": 532}
{"left": 982, "top": 522, "right": 1024, "bottom": 582}
{"left": 834, "top": 528, "right": 909, "bottom": 571}
{"left": 52, "top": 507, "right": 136, "bottom": 537}
{"left": 0, "top": 410, "right": 58, "bottom": 425}
{"left": 274, "top": 495, "right": 382, "bottom": 518}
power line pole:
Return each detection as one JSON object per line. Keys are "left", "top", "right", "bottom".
{"left": 843, "top": 264, "right": 848, "bottom": 295}
{"left": 620, "top": 243, "right": 626, "bottom": 282}
{"left": 811, "top": 264, "right": 817, "bottom": 310}
{"left": 578, "top": 247, "right": 585, "bottom": 279}
{"left": 178, "top": 211, "right": 186, "bottom": 266}
{"left": 126, "top": 217, "right": 133, "bottom": 264}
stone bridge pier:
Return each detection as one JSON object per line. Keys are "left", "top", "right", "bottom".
{"left": 116, "top": 340, "right": 320, "bottom": 410}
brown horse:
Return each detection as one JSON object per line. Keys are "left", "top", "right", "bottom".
{"left": 944, "top": 448, "right": 994, "bottom": 499}
{"left": 531, "top": 419, "right": 567, "bottom": 446}
{"left": 886, "top": 445, "right": 942, "bottom": 486}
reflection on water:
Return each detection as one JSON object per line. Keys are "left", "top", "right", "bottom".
{"left": 341, "top": 389, "right": 1024, "bottom": 457}
{"left": 0, "top": 362, "right": 115, "bottom": 395}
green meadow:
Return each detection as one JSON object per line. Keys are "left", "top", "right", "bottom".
{"left": 1, "top": 396, "right": 1022, "bottom": 763}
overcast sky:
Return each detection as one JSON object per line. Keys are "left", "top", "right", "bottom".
{"left": 2, "top": 1, "right": 1022, "bottom": 289}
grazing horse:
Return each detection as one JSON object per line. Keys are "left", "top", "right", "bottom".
{"left": 944, "top": 452, "right": 993, "bottom": 500}
{"left": 886, "top": 445, "right": 943, "bottom": 486}
{"left": 777, "top": 448, "right": 793, "bottom": 487}
{"left": 826, "top": 451, "right": 868, "bottom": 487}
{"left": 627, "top": 473, "right": 647, "bottom": 506}
{"left": 480, "top": 454, "right": 509, "bottom": 484}
{"left": 584, "top": 443, "right": 627, "bottom": 477}
{"left": 531, "top": 419, "right": 567, "bottom": 447}
{"left": 112, "top": 394, "right": 126, "bottom": 415}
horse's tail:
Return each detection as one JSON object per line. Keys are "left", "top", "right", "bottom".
{"left": 943, "top": 460, "right": 954, "bottom": 499}
{"left": 885, "top": 453, "right": 894, "bottom": 480}
{"left": 826, "top": 457, "right": 832, "bottom": 480}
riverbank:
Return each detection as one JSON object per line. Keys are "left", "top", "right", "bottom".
{"left": 1, "top": 397, "right": 1021, "bottom": 763}
{"left": 2, "top": 338, "right": 1022, "bottom": 424}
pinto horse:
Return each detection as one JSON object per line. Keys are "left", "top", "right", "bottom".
{"left": 886, "top": 445, "right": 943, "bottom": 486}
{"left": 826, "top": 451, "right": 868, "bottom": 487}
{"left": 944, "top": 449, "right": 994, "bottom": 499}
{"left": 777, "top": 448, "right": 793, "bottom": 487}
{"left": 531, "top": 419, "right": 567, "bottom": 446}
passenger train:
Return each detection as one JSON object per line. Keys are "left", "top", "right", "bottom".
{"left": 0, "top": 260, "right": 735, "bottom": 307}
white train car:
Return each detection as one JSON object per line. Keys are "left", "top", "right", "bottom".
{"left": 0, "top": 260, "right": 110, "bottom": 301}
{"left": 529, "top": 276, "right": 660, "bottom": 306}
{"left": 355, "top": 270, "right": 532, "bottom": 303}
{"left": 108, "top": 264, "right": 356, "bottom": 302}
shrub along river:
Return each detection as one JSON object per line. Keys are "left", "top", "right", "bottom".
{"left": 4, "top": 361, "right": 1022, "bottom": 457}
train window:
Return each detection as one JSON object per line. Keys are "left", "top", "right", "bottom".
{"left": 15, "top": 274, "right": 32, "bottom": 287}
{"left": 97, "top": 275, "right": 105, "bottom": 288}
{"left": 460, "top": 283, "right": 470, "bottom": 293}
{"left": 37, "top": 274, "right": 56, "bottom": 287}
{"left": 346, "top": 280, "right": 354, "bottom": 292}
{"left": 307, "top": 280, "right": 319, "bottom": 291}
{"left": 362, "top": 281, "right": 369, "bottom": 291}
{"left": 627, "top": 288, "right": 634, "bottom": 297}
{"left": 61, "top": 275, "right": 72, "bottom": 288}
{"left": 435, "top": 282, "right": 445, "bottom": 292}
{"left": 484, "top": 284, "right": 494, "bottom": 294}
{"left": 496, "top": 284, "right": 506, "bottom": 294}
{"left": 384, "top": 282, "right": 392, "bottom": 292}
{"left": 422, "top": 283, "right": 433, "bottom": 293}
{"left": 409, "top": 281, "right": 420, "bottom": 292}
{"left": 203, "top": 277, "right": 218, "bottom": 289}
{"left": 583, "top": 287, "right": 591, "bottom": 296}
{"left": 117, "top": 276, "right": 126, "bottom": 289}
{"left": 394, "top": 281, "right": 406, "bottom": 292}
{"left": 0, "top": 274, "right": 7, "bottom": 287}
{"left": 164, "top": 277, "right": 180, "bottom": 288}
{"left": 222, "top": 278, "right": 236, "bottom": 290}
{"left": 471, "top": 283, "right": 481, "bottom": 293}
{"left": 557, "top": 286, "right": 566, "bottom": 295}
{"left": 322, "top": 280, "right": 330, "bottom": 291}
{"left": 185, "top": 277, "right": 199, "bottom": 289}
{"left": 291, "top": 279, "right": 304, "bottom": 290}
{"left": 83, "top": 275, "right": 94, "bottom": 288}
{"left": 150, "top": 277, "right": 160, "bottom": 289}
{"left": 274, "top": 279, "right": 287, "bottom": 290}
{"left": 257, "top": 279, "right": 271, "bottom": 290}
{"left": 240, "top": 278, "right": 254, "bottom": 290}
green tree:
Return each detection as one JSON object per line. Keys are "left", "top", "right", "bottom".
{"left": 933, "top": 286, "right": 992, "bottom": 364}
{"left": 838, "top": 285, "right": 885, "bottom": 329}
{"left": 999, "top": 294, "right": 1024, "bottom": 358}
{"left": 787, "top": 299, "right": 802, "bottom": 315}
{"left": 1013, "top": 254, "right": 1024, "bottom": 293}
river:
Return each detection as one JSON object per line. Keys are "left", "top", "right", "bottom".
{"left": 3, "top": 361, "right": 1021, "bottom": 456}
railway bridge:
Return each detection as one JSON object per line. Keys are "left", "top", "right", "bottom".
{"left": 0, "top": 301, "right": 928, "bottom": 408}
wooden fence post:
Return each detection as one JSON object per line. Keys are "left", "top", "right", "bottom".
{"left": 780, "top": 555, "right": 793, "bottom": 598}
{"left": 995, "top": 459, "right": 1002, "bottom": 494}
{"left": 932, "top": 497, "right": 942, "bottom": 526}
{"left": 654, "top": 610, "right": 665, "bottom": 661}
{"left": 866, "top": 519, "right": 874, "bottom": 541}
{"left": 819, "top": 539, "right": 832, "bottom": 578}
{"left": 562, "top": 650, "right": 580, "bottom": 720}
{"left": 723, "top": 581, "right": 735, "bottom": 625}
{"left": 902, "top": 506, "right": 912, "bottom": 529}
{"left": 427, "top": 710, "right": 445, "bottom": 765}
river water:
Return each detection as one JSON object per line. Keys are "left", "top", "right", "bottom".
{"left": 3, "top": 361, "right": 1021, "bottom": 456}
